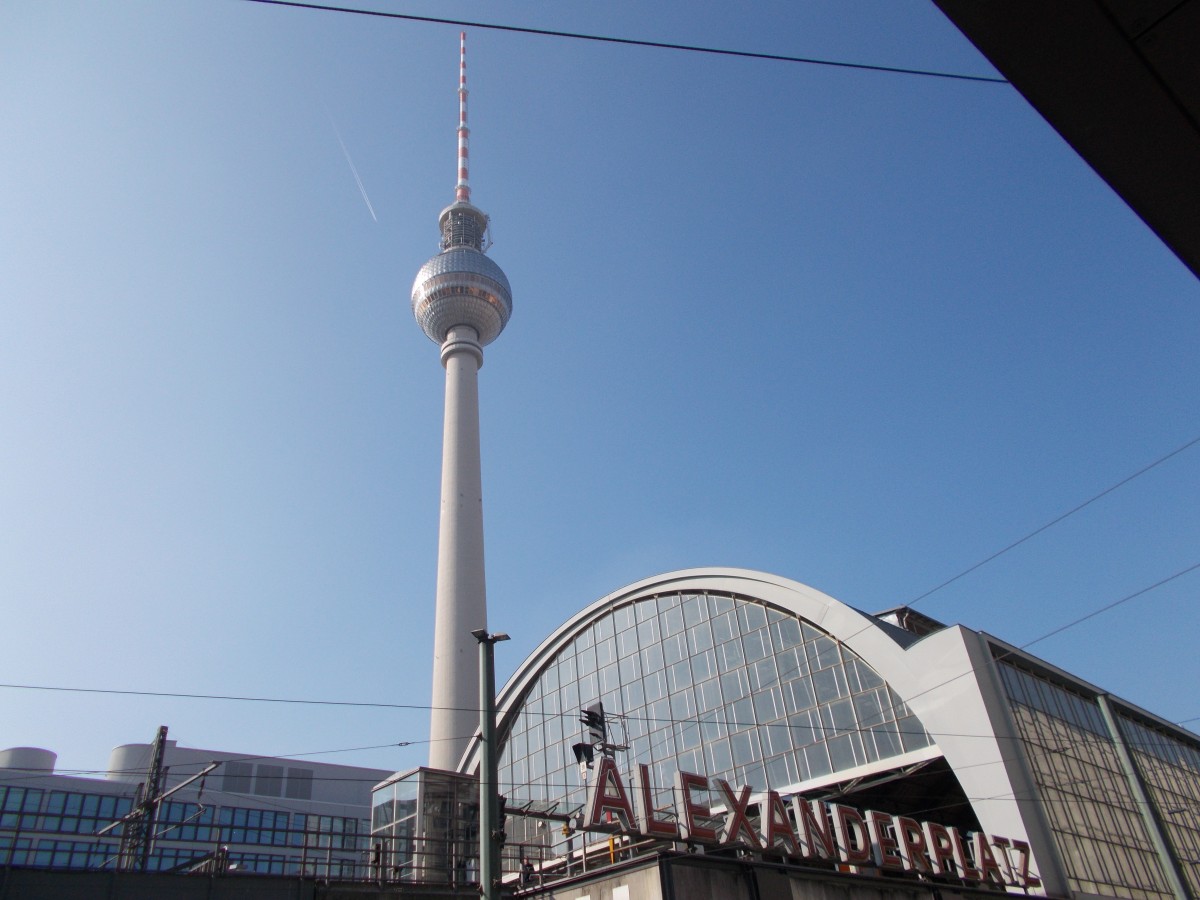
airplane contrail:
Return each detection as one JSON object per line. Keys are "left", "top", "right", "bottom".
{"left": 328, "top": 115, "right": 378, "bottom": 222}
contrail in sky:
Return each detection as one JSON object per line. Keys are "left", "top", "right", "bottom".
{"left": 328, "top": 114, "right": 377, "bottom": 222}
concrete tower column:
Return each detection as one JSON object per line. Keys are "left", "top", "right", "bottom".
{"left": 429, "top": 325, "right": 488, "bottom": 769}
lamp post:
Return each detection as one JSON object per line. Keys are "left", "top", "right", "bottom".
{"left": 473, "top": 628, "right": 509, "bottom": 900}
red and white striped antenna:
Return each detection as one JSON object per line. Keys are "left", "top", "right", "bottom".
{"left": 455, "top": 31, "right": 470, "bottom": 204}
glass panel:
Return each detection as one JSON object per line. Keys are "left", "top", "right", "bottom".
{"left": 669, "top": 686, "right": 696, "bottom": 721}
{"left": 811, "top": 666, "right": 843, "bottom": 703}
{"left": 737, "top": 603, "right": 767, "bottom": 633}
{"left": 690, "top": 648, "right": 716, "bottom": 682}
{"left": 599, "top": 662, "right": 620, "bottom": 695}
{"left": 828, "top": 698, "right": 856, "bottom": 735}
{"left": 667, "top": 659, "right": 691, "bottom": 693}
{"left": 701, "top": 733, "right": 730, "bottom": 773}
{"left": 721, "top": 667, "right": 748, "bottom": 702}
{"left": 730, "top": 729, "right": 760, "bottom": 764}
{"left": 640, "top": 641, "right": 665, "bottom": 673}
{"left": 720, "top": 638, "right": 745, "bottom": 669}
{"left": 643, "top": 669, "right": 666, "bottom": 703}
{"left": 618, "top": 650, "right": 642, "bottom": 684}
{"left": 621, "top": 678, "right": 644, "bottom": 712}
{"left": 742, "top": 628, "right": 770, "bottom": 663}
{"left": 616, "top": 628, "right": 638, "bottom": 660}
{"left": 687, "top": 622, "right": 714, "bottom": 653}
{"left": 806, "top": 743, "right": 832, "bottom": 779}
{"left": 711, "top": 610, "right": 735, "bottom": 644}
{"left": 777, "top": 646, "right": 806, "bottom": 681}
{"left": 729, "top": 695, "right": 754, "bottom": 731}
{"left": 784, "top": 675, "right": 815, "bottom": 711}
{"left": 753, "top": 688, "right": 783, "bottom": 723}
{"left": 771, "top": 617, "right": 803, "bottom": 651}
{"left": 751, "top": 657, "right": 778, "bottom": 690}
{"left": 810, "top": 635, "right": 841, "bottom": 670}
{"left": 662, "top": 633, "right": 686, "bottom": 666}
{"left": 661, "top": 606, "right": 685, "bottom": 637}
{"left": 709, "top": 594, "right": 735, "bottom": 615}
{"left": 595, "top": 636, "right": 617, "bottom": 667}
{"left": 696, "top": 680, "right": 723, "bottom": 716}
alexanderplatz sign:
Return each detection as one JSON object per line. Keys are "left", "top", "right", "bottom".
{"left": 581, "top": 758, "right": 1041, "bottom": 891}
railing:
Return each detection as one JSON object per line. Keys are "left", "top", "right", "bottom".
{"left": 2, "top": 821, "right": 371, "bottom": 879}
{"left": 4, "top": 819, "right": 655, "bottom": 889}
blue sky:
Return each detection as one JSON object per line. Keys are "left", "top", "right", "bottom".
{"left": 1, "top": 0, "right": 1197, "bottom": 779}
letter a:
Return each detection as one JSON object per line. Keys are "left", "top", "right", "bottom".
{"left": 584, "top": 756, "right": 635, "bottom": 830}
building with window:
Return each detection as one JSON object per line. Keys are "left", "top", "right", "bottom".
{"left": 0, "top": 737, "right": 392, "bottom": 877}
{"left": 374, "top": 567, "right": 1200, "bottom": 899}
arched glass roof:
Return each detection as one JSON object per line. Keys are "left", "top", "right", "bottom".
{"left": 497, "top": 589, "right": 933, "bottom": 827}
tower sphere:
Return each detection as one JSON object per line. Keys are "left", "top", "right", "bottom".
{"left": 412, "top": 202, "right": 512, "bottom": 347}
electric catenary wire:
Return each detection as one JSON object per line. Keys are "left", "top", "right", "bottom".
{"left": 240, "top": 0, "right": 1007, "bottom": 85}
{"left": 843, "top": 559, "right": 1200, "bottom": 748}
{"left": 905, "top": 431, "right": 1200, "bottom": 608}
{"left": 3, "top": 561, "right": 1198, "bottom": 752}
{"left": 0, "top": 679, "right": 1171, "bottom": 747}
{"left": 830, "top": 429, "right": 1200, "bottom": 672}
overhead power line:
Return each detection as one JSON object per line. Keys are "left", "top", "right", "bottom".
{"left": 814, "top": 430, "right": 1200, "bottom": 693}
{"left": 241, "top": 0, "right": 1008, "bottom": 84}
{"left": 6, "top": 563, "right": 1200, "bottom": 735}
{"left": 1020, "top": 560, "right": 1200, "bottom": 651}
{"left": 0, "top": 680, "right": 1135, "bottom": 743}
{"left": 0, "top": 735, "right": 480, "bottom": 787}
{"left": 907, "top": 431, "right": 1200, "bottom": 607}
{"left": 0, "top": 683, "right": 427, "bottom": 710}
{"left": 866, "top": 559, "right": 1200, "bottom": 732}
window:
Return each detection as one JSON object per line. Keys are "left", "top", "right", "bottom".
{"left": 223, "top": 761, "right": 253, "bottom": 794}
{"left": 285, "top": 768, "right": 314, "bottom": 800}
{"left": 255, "top": 765, "right": 284, "bottom": 798}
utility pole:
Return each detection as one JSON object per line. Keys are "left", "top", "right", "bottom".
{"left": 473, "top": 629, "right": 509, "bottom": 900}
{"left": 98, "top": 726, "right": 220, "bottom": 872}
{"left": 117, "top": 725, "right": 168, "bottom": 871}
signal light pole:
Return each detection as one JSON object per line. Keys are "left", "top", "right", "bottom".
{"left": 473, "top": 628, "right": 509, "bottom": 900}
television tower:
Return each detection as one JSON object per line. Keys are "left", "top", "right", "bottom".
{"left": 412, "top": 32, "right": 512, "bottom": 771}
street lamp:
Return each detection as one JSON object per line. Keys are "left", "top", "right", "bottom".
{"left": 472, "top": 629, "right": 509, "bottom": 900}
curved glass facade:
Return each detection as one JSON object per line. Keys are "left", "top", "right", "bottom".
{"left": 497, "top": 590, "right": 932, "bottom": 848}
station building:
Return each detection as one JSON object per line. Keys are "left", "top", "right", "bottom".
{"left": 0, "top": 736, "right": 391, "bottom": 877}
{"left": 373, "top": 567, "right": 1200, "bottom": 899}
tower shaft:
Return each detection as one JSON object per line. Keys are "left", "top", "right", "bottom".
{"left": 429, "top": 326, "right": 487, "bottom": 770}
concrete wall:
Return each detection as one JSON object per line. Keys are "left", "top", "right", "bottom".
{"left": 532, "top": 854, "right": 1020, "bottom": 900}
{"left": 540, "top": 864, "right": 662, "bottom": 900}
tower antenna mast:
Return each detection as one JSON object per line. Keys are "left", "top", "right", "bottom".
{"left": 456, "top": 31, "right": 470, "bottom": 204}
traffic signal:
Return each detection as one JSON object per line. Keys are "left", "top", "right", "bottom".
{"left": 495, "top": 795, "right": 508, "bottom": 848}
{"left": 580, "top": 702, "right": 606, "bottom": 744}
{"left": 572, "top": 742, "right": 595, "bottom": 768}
